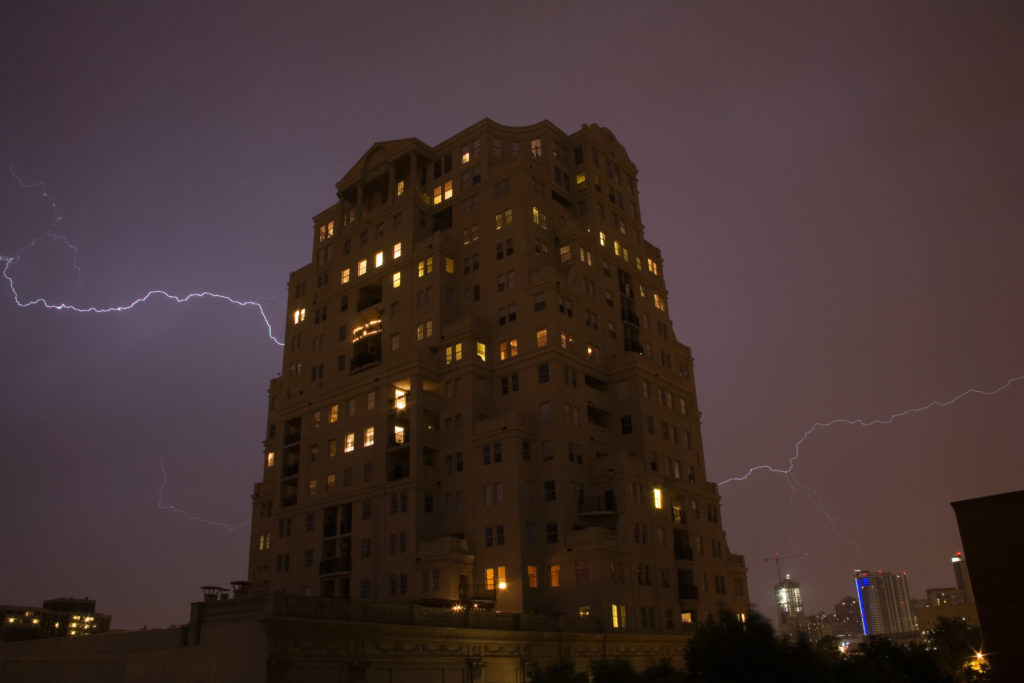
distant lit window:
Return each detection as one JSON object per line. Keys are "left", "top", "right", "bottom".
{"left": 395, "top": 179, "right": 405, "bottom": 197}
{"left": 653, "top": 488, "right": 663, "bottom": 509}
{"left": 344, "top": 433, "right": 355, "bottom": 453}
{"left": 418, "top": 257, "right": 433, "bottom": 277}
{"left": 476, "top": 341, "right": 487, "bottom": 361}
{"left": 536, "top": 328, "right": 548, "bottom": 347}
{"left": 266, "top": 451, "right": 275, "bottom": 468}
{"left": 527, "top": 565, "right": 538, "bottom": 588}
{"left": 329, "top": 404, "right": 339, "bottom": 423}
{"left": 549, "top": 564, "right": 560, "bottom": 587}
{"left": 375, "top": 251, "right": 384, "bottom": 268}
{"left": 445, "top": 256, "right": 454, "bottom": 274}
{"left": 341, "top": 268, "right": 350, "bottom": 284}
{"left": 576, "top": 172, "right": 586, "bottom": 186}
{"left": 393, "top": 242, "right": 402, "bottom": 259}
{"left": 358, "top": 259, "right": 367, "bottom": 276}
{"left": 364, "top": 427, "right": 375, "bottom": 447}
{"left": 598, "top": 231, "right": 606, "bottom": 246}
{"left": 293, "top": 308, "right": 306, "bottom": 324}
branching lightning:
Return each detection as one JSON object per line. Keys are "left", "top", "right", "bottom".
{"left": 5, "top": 153, "right": 61, "bottom": 224}
{"left": 722, "top": 375, "right": 1024, "bottom": 486}
{"left": 157, "top": 458, "right": 249, "bottom": 532}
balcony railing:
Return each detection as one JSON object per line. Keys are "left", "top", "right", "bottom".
{"left": 674, "top": 545, "right": 694, "bottom": 561}
{"left": 678, "top": 584, "right": 699, "bottom": 600}
{"left": 578, "top": 495, "right": 617, "bottom": 515}
{"left": 319, "top": 556, "right": 351, "bottom": 575}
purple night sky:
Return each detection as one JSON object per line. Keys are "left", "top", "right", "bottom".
{"left": 2, "top": 2, "right": 1022, "bottom": 630}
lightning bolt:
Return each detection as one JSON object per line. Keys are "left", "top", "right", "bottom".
{"left": 4, "top": 153, "right": 61, "bottom": 224}
{"left": 721, "top": 375, "right": 1024, "bottom": 486}
{"left": 157, "top": 458, "right": 249, "bottom": 532}
{"left": 1, "top": 239, "right": 285, "bottom": 346}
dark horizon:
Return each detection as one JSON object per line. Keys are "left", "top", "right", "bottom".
{"left": 2, "top": 1, "right": 1022, "bottom": 630}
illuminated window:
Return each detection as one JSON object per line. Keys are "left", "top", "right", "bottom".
{"left": 579, "top": 605, "right": 591, "bottom": 618}
{"left": 433, "top": 185, "right": 443, "bottom": 205}
{"left": 416, "top": 320, "right": 433, "bottom": 340}
{"left": 345, "top": 433, "right": 355, "bottom": 453}
{"left": 497, "top": 566, "right": 507, "bottom": 590}
{"left": 392, "top": 271, "right": 401, "bottom": 288}
{"left": 293, "top": 308, "right": 306, "bottom": 324}
{"left": 613, "top": 241, "right": 621, "bottom": 257}
{"left": 364, "top": 427, "right": 375, "bottom": 447}
{"left": 393, "top": 424, "right": 405, "bottom": 445}
{"left": 576, "top": 172, "right": 586, "bottom": 186}
{"left": 326, "top": 474, "right": 336, "bottom": 492}
{"left": 653, "top": 293, "right": 666, "bottom": 311}
{"left": 653, "top": 488, "right": 663, "bottom": 509}
{"left": 527, "top": 565, "right": 538, "bottom": 588}
{"left": 681, "top": 611, "right": 693, "bottom": 624}
{"left": 495, "top": 208, "right": 512, "bottom": 230}
{"left": 308, "top": 479, "right": 317, "bottom": 496}
{"left": 530, "top": 138, "right": 542, "bottom": 158}
{"left": 485, "top": 567, "right": 495, "bottom": 590}
{"left": 341, "top": 268, "right": 350, "bottom": 284}
{"left": 536, "top": 329, "right": 547, "bottom": 347}
{"left": 375, "top": 251, "right": 384, "bottom": 268}
{"left": 598, "top": 231, "right": 606, "bottom": 246}
{"left": 559, "top": 244, "right": 571, "bottom": 262}
{"left": 258, "top": 533, "right": 271, "bottom": 550}
{"left": 444, "top": 343, "right": 463, "bottom": 364}
{"left": 358, "top": 259, "right": 367, "bottom": 276}
{"left": 531, "top": 206, "right": 547, "bottom": 228}
{"left": 328, "top": 438, "right": 337, "bottom": 458}
{"left": 444, "top": 256, "right": 454, "bottom": 274}
{"left": 329, "top": 404, "right": 339, "bottom": 423}
{"left": 444, "top": 180, "right": 453, "bottom": 201}
{"left": 418, "top": 257, "right": 433, "bottom": 277}
{"left": 499, "top": 339, "right": 518, "bottom": 360}
{"left": 393, "top": 242, "right": 402, "bottom": 259}
{"left": 612, "top": 604, "right": 626, "bottom": 629}
{"left": 476, "top": 342, "right": 487, "bottom": 361}
{"left": 266, "top": 451, "right": 275, "bottom": 468}
{"left": 396, "top": 179, "right": 405, "bottom": 197}
{"left": 549, "top": 564, "right": 560, "bottom": 587}
{"left": 461, "top": 145, "right": 471, "bottom": 164}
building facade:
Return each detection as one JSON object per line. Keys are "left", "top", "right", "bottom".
{"left": 246, "top": 119, "right": 749, "bottom": 633}
{"left": 853, "top": 570, "right": 915, "bottom": 636}
{"left": 773, "top": 574, "right": 804, "bottom": 638}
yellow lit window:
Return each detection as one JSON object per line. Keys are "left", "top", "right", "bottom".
{"left": 635, "top": 256, "right": 642, "bottom": 271}
{"left": 476, "top": 342, "right": 486, "bottom": 361}
{"left": 266, "top": 451, "right": 275, "bottom": 468}
{"left": 462, "top": 147, "right": 471, "bottom": 164}
{"left": 329, "top": 404, "right": 339, "bottom": 423}
{"left": 485, "top": 567, "right": 495, "bottom": 590}
{"left": 497, "top": 566, "right": 507, "bottom": 590}
{"left": 531, "top": 206, "right": 547, "bottom": 228}
{"left": 495, "top": 208, "right": 512, "bottom": 230}
{"left": 576, "top": 172, "right": 586, "bottom": 185}
{"left": 345, "top": 433, "right": 355, "bottom": 453}
{"left": 549, "top": 564, "right": 560, "bottom": 587}
{"left": 433, "top": 185, "right": 443, "bottom": 205}
{"left": 364, "top": 427, "right": 375, "bottom": 447}
{"left": 444, "top": 180, "right": 453, "bottom": 201}
{"left": 393, "top": 242, "right": 402, "bottom": 259}
{"left": 598, "top": 231, "right": 606, "bottom": 246}
{"left": 653, "top": 488, "right": 663, "bottom": 509}
{"left": 375, "top": 251, "right": 384, "bottom": 268}
{"left": 527, "top": 565, "right": 538, "bottom": 588}
{"left": 392, "top": 271, "right": 401, "bottom": 288}
{"left": 418, "top": 257, "right": 433, "bottom": 277}
{"left": 622, "top": 246, "right": 629, "bottom": 262}
{"left": 444, "top": 342, "right": 463, "bottom": 365}
{"left": 341, "top": 268, "right": 350, "bottom": 284}
{"left": 358, "top": 259, "right": 367, "bottom": 276}
{"left": 394, "top": 388, "right": 407, "bottom": 410}
{"left": 612, "top": 604, "right": 625, "bottom": 628}
{"left": 327, "top": 474, "right": 336, "bottom": 492}
{"left": 559, "top": 245, "right": 571, "bottom": 262}
{"left": 328, "top": 438, "right": 337, "bottom": 458}
{"left": 536, "top": 328, "right": 548, "bottom": 347}
{"left": 445, "top": 256, "right": 454, "bottom": 274}
{"left": 293, "top": 308, "right": 306, "bottom": 324}
{"left": 393, "top": 424, "right": 405, "bottom": 444}
{"left": 396, "top": 179, "right": 405, "bottom": 197}
{"left": 308, "top": 479, "right": 317, "bottom": 496}
{"left": 681, "top": 612, "right": 693, "bottom": 624}
{"left": 613, "top": 241, "right": 621, "bottom": 256}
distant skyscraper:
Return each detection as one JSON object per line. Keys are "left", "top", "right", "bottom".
{"left": 854, "top": 570, "right": 916, "bottom": 635}
{"left": 833, "top": 595, "right": 862, "bottom": 637}
{"left": 774, "top": 574, "right": 804, "bottom": 636}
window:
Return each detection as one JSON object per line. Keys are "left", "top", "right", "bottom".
{"left": 445, "top": 256, "right": 454, "bottom": 273}
{"left": 653, "top": 488, "right": 663, "bottom": 509}
{"left": 344, "top": 433, "right": 355, "bottom": 452}
{"left": 539, "top": 401, "right": 551, "bottom": 421}
{"left": 611, "top": 604, "right": 626, "bottom": 629}
{"left": 545, "top": 522, "right": 558, "bottom": 543}
{"left": 392, "top": 271, "right": 401, "bottom": 288}
{"left": 416, "top": 320, "right": 433, "bottom": 340}
{"left": 531, "top": 205, "right": 547, "bottom": 228}
{"left": 530, "top": 138, "right": 542, "bottom": 158}
{"left": 621, "top": 416, "right": 632, "bottom": 434}
{"left": 327, "top": 438, "right": 337, "bottom": 458}
{"left": 444, "top": 343, "right": 463, "bottom": 364}
{"left": 499, "top": 339, "right": 518, "bottom": 360}
{"left": 476, "top": 341, "right": 487, "bottom": 361}
{"left": 307, "top": 479, "right": 317, "bottom": 496}
{"left": 357, "top": 259, "right": 367, "bottom": 276}
{"left": 535, "top": 328, "right": 548, "bottom": 347}
{"left": 543, "top": 480, "right": 556, "bottom": 501}
{"left": 538, "top": 363, "right": 549, "bottom": 383}
{"left": 549, "top": 564, "right": 560, "bottom": 587}
{"left": 418, "top": 257, "right": 433, "bottom": 277}
{"left": 292, "top": 308, "right": 306, "bottom": 324}
{"left": 363, "top": 427, "right": 375, "bottom": 447}
{"left": 495, "top": 208, "right": 512, "bottom": 230}
{"left": 463, "top": 224, "right": 479, "bottom": 244}
{"left": 527, "top": 565, "right": 538, "bottom": 588}
{"left": 575, "top": 561, "right": 590, "bottom": 584}
{"left": 266, "top": 451, "right": 275, "bottom": 468}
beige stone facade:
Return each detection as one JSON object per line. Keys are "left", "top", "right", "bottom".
{"left": 249, "top": 119, "right": 749, "bottom": 632}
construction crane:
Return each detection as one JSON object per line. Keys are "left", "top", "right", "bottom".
{"left": 764, "top": 553, "right": 808, "bottom": 584}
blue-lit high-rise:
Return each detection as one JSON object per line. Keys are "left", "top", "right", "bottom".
{"left": 853, "top": 569, "right": 916, "bottom": 635}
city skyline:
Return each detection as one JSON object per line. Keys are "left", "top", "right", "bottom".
{"left": 2, "top": 2, "right": 1022, "bottom": 630}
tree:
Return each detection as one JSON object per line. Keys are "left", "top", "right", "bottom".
{"left": 925, "top": 618, "right": 990, "bottom": 682}
{"left": 590, "top": 658, "right": 638, "bottom": 683}
{"left": 528, "top": 659, "right": 588, "bottom": 683}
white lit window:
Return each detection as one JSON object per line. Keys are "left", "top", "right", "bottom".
{"left": 293, "top": 308, "right": 306, "bottom": 324}
{"left": 364, "top": 427, "right": 375, "bottom": 447}
{"left": 375, "top": 251, "right": 384, "bottom": 268}
{"left": 598, "top": 231, "right": 606, "bottom": 246}
{"left": 392, "top": 271, "right": 401, "bottom": 288}
{"left": 345, "top": 433, "right": 355, "bottom": 453}
{"left": 266, "top": 451, "right": 275, "bottom": 468}
{"left": 393, "top": 242, "right": 402, "bottom": 259}
{"left": 653, "top": 488, "right": 663, "bottom": 509}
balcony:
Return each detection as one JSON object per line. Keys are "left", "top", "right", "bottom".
{"left": 674, "top": 545, "right": 694, "bottom": 561}
{"left": 282, "top": 462, "right": 299, "bottom": 477}
{"left": 319, "top": 556, "right": 351, "bottom": 575}
{"left": 620, "top": 310, "right": 640, "bottom": 327}
{"left": 678, "top": 584, "right": 699, "bottom": 600}
{"left": 578, "top": 494, "right": 617, "bottom": 515}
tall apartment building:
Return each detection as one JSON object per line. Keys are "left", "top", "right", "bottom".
{"left": 247, "top": 119, "right": 749, "bottom": 633}
{"left": 773, "top": 574, "right": 805, "bottom": 637}
{"left": 853, "top": 569, "right": 916, "bottom": 635}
